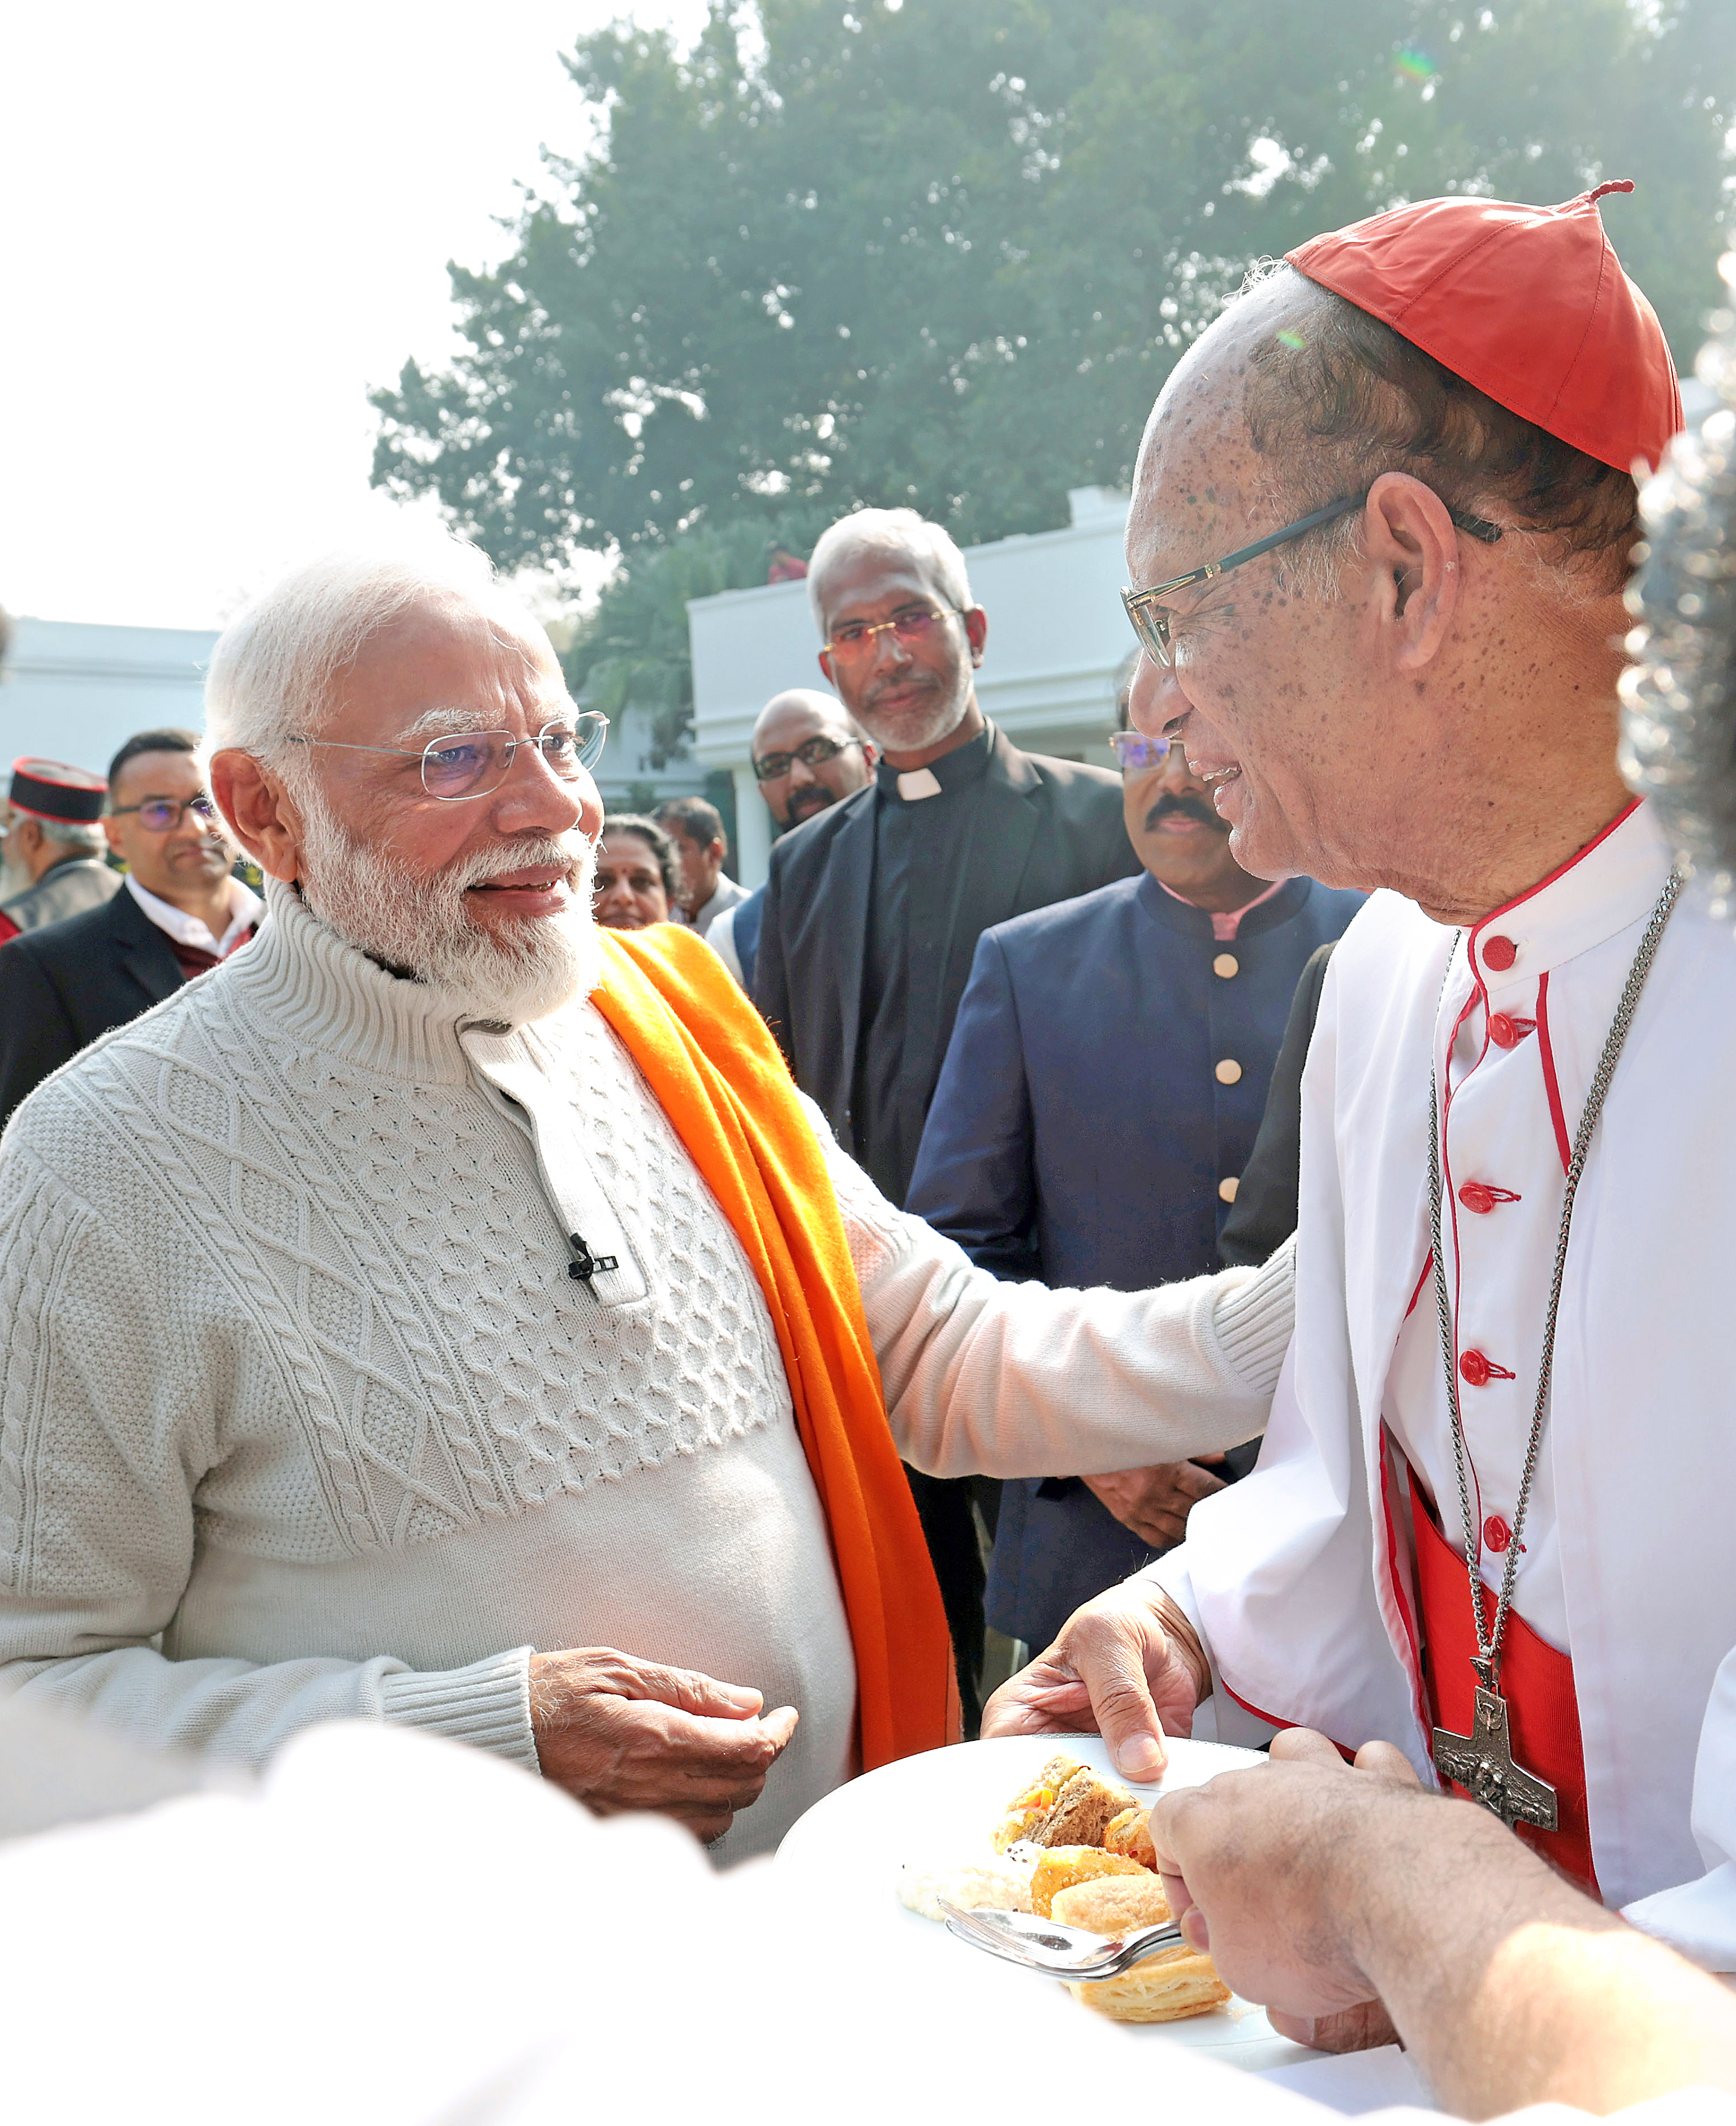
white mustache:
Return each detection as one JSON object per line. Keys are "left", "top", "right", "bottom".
{"left": 443, "top": 835, "right": 593, "bottom": 892}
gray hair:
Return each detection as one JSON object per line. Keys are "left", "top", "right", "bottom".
{"left": 1620, "top": 272, "right": 1736, "bottom": 885}
{"left": 40, "top": 818, "right": 105, "bottom": 855}
{"left": 806, "top": 508, "right": 973, "bottom": 638}
{"left": 203, "top": 534, "right": 517, "bottom": 764}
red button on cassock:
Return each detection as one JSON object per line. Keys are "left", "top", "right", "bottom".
{"left": 1458, "top": 1182, "right": 1496, "bottom": 1214}
{"left": 1488, "top": 1012, "right": 1535, "bottom": 1049}
{"left": 1482, "top": 935, "right": 1517, "bottom": 971}
{"left": 1483, "top": 1515, "right": 1512, "bottom": 1553}
{"left": 1459, "top": 1350, "right": 1492, "bottom": 1386}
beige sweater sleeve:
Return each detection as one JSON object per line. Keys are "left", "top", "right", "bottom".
{"left": 0, "top": 1149, "right": 537, "bottom": 1768}
{"left": 810, "top": 1106, "right": 1292, "bottom": 1479}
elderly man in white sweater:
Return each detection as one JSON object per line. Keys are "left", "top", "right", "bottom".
{"left": 0, "top": 537, "right": 1290, "bottom": 1858}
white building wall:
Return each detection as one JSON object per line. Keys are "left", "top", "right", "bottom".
{"left": 1, "top": 618, "right": 218, "bottom": 778}
{"left": 686, "top": 487, "right": 1134, "bottom": 887}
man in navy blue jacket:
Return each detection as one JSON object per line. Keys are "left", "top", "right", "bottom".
{"left": 907, "top": 695, "right": 1363, "bottom": 1654}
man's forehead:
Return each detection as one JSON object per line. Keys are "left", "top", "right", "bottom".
{"left": 332, "top": 594, "right": 565, "bottom": 728}
{"left": 755, "top": 696, "right": 847, "bottom": 749}
{"left": 113, "top": 749, "right": 201, "bottom": 800}
{"left": 818, "top": 550, "right": 945, "bottom": 625}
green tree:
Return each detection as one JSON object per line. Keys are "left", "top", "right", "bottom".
{"left": 565, "top": 505, "right": 828, "bottom": 764}
{"left": 373, "top": 0, "right": 1733, "bottom": 572}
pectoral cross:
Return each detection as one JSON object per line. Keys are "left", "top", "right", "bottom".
{"left": 1431, "top": 1663, "right": 1558, "bottom": 1833}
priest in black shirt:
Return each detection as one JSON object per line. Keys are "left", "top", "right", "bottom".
{"left": 754, "top": 508, "right": 1137, "bottom": 1725}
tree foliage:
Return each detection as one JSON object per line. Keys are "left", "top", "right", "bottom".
{"left": 564, "top": 505, "right": 829, "bottom": 762}
{"left": 373, "top": 0, "right": 1734, "bottom": 577}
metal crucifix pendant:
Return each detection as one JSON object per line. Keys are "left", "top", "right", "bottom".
{"left": 1432, "top": 1683, "right": 1558, "bottom": 1833}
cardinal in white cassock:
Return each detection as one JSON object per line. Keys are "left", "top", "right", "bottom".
{"left": 987, "top": 184, "right": 1736, "bottom": 1972}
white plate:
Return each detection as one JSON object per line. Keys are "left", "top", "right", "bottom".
{"left": 776, "top": 1731, "right": 1319, "bottom": 2073}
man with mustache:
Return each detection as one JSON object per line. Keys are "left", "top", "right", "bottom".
{"left": 0, "top": 731, "right": 261, "bottom": 1126}
{"left": 707, "top": 688, "right": 875, "bottom": 989}
{"left": 0, "top": 535, "right": 1287, "bottom": 1858}
{"left": 986, "top": 184, "right": 1736, "bottom": 1995}
{"left": 909, "top": 681, "right": 1362, "bottom": 1657}
{"left": 753, "top": 507, "right": 1139, "bottom": 1726}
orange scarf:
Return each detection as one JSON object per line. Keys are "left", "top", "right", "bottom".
{"left": 591, "top": 922, "right": 953, "bottom": 1770}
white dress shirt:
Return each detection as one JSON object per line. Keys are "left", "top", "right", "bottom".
{"left": 126, "top": 872, "right": 264, "bottom": 958}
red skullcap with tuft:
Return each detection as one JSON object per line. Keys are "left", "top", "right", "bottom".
{"left": 1286, "top": 182, "right": 1682, "bottom": 476}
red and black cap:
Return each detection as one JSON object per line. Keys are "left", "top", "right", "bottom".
{"left": 7, "top": 758, "right": 108, "bottom": 824}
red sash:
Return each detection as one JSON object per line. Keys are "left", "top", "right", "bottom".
{"left": 1409, "top": 1470, "right": 1598, "bottom": 1893}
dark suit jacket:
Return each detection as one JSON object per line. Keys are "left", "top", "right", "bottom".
{"left": 753, "top": 723, "right": 1138, "bottom": 1160}
{"left": 1218, "top": 939, "right": 1338, "bottom": 1267}
{"left": 0, "top": 888, "right": 187, "bottom": 1129}
{"left": 908, "top": 879, "right": 1364, "bottom": 1645}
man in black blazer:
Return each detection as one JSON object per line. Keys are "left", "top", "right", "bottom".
{"left": 0, "top": 729, "right": 261, "bottom": 1130}
{"left": 753, "top": 507, "right": 1138, "bottom": 1726}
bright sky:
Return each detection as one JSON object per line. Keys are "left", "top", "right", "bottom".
{"left": 2, "top": 1, "right": 711, "bottom": 630}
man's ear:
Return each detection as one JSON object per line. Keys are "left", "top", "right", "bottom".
{"left": 209, "top": 749, "right": 304, "bottom": 884}
{"left": 101, "top": 814, "right": 124, "bottom": 859}
{"left": 963, "top": 606, "right": 988, "bottom": 667}
{"left": 1359, "top": 473, "right": 1463, "bottom": 672}
{"left": 818, "top": 647, "right": 836, "bottom": 688}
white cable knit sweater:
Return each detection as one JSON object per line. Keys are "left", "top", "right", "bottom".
{"left": 0, "top": 881, "right": 1293, "bottom": 1853}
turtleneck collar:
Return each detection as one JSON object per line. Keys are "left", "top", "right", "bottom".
{"left": 223, "top": 876, "right": 489, "bottom": 1086}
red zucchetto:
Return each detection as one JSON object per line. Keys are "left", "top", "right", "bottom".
{"left": 1286, "top": 182, "right": 1682, "bottom": 476}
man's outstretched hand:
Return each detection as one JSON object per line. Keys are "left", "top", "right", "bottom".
{"left": 979, "top": 1580, "right": 1206, "bottom": 1781}
{"left": 1149, "top": 1727, "right": 1418, "bottom": 2047}
{"left": 528, "top": 1647, "right": 798, "bottom": 1844}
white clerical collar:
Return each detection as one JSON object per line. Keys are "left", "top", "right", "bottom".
{"left": 1452, "top": 798, "right": 1675, "bottom": 991}
{"left": 127, "top": 871, "right": 263, "bottom": 958}
{"left": 896, "top": 768, "right": 943, "bottom": 801}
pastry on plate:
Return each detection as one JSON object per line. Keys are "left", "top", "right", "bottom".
{"left": 1029, "top": 1846, "right": 1151, "bottom": 1917}
{"left": 1049, "top": 1873, "right": 1170, "bottom": 1935}
{"left": 990, "top": 1753, "right": 1085, "bottom": 1853}
{"left": 1064, "top": 1945, "right": 1230, "bottom": 2024}
{"left": 1102, "top": 1805, "right": 1158, "bottom": 1870}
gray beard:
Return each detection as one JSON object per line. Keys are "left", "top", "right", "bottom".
{"left": 293, "top": 787, "right": 602, "bottom": 1025}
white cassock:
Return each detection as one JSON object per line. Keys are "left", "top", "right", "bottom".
{"left": 1143, "top": 798, "right": 1736, "bottom": 1968}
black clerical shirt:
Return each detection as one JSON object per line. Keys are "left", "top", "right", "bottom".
{"left": 852, "top": 723, "right": 996, "bottom": 1203}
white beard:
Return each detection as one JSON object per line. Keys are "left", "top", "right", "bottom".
{"left": 294, "top": 787, "right": 602, "bottom": 1025}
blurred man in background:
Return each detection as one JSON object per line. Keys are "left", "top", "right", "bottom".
{"left": 655, "top": 796, "right": 748, "bottom": 937}
{"left": 0, "top": 729, "right": 260, "bottom": 1126}
{"left": 910, "top": 673, "right": 1363, "bottom": 1655}
{"left": 710, "top": 688, "right": 875, "bottom": 989}
{"left": 0, "top": 757, "right": 116, "bottom": 943}
{"left": 754, "top": 505, "right": 1138, "bottom": 1729}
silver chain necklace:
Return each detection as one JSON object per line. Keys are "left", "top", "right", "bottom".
{"left": 1426, "top": 867, "right": 1682, "bottom": 1829}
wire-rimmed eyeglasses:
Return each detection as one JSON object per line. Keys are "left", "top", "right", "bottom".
{"left": 286, "top": 714, "right": 608, "bottom": 802}
{"left": 823, "top": 605, "right": 965, "bottom": 665}
{"left": 109, "top": 795, "right": 221, "bottom": 831}
{"left": 1122, "top": 491, "right": 1504, "bottom": 667}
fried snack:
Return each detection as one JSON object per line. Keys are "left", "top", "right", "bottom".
{"left": 1102, "top": 1805, "right": 1158, "bottom": 1871}
{"left": 990, "top": 1752, "right": 1085, "bottom": 1853}
{"left": 1029, "top": 1846, "right": 1150, "bottom": 1918}
{"left": 1050, "top": 1873, "right": 1170, "bottom": 1935}
{"left": 1030, "top": 1764, "right": 1138, "bottom": 1849}
{"left": 1065, "top": 1945, "right": 1230, "bottom": 2024}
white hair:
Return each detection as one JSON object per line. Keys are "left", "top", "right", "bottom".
{"left": 39, "top": 818, "right": 106, "bottom": 854}
{"left": 203, "top": 533, "right": 524, "bottom": 763}
{"left": 805, "top": 508, "right": 973, "bottom": 637}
